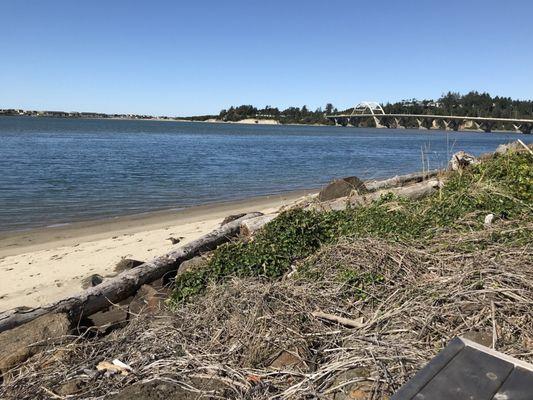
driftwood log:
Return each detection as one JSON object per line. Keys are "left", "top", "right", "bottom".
{"left": 0, "top": 212, "right": 262, "bottom": 333}
{"left": 365, "top": 169, "right": 440, "bottom": 192}
{"left": 240, "top": 214, "right": 278, "bottom": 236}
{"left": 307, "top": 179, "right": 443, "bottom": 212}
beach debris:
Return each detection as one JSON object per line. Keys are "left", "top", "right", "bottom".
{"left": 318, "top": 176, "right": 367, "bottom": 202}
{"left": 167, "top": 236, "right": 183, "bottom": 245}
{"left": 240, "top": 213, "right": 278, "bottom": 236}
{"left": 81, "top": 274, "right": 104, "bottom": 289}
{"left": 365, "top": 169, "right": 440, "bottom": 192}
{"left": 96, "top": 359, "right": 132, "bottom": 376}
{"left": 115, "top": 258, "right": 144, "bottom": 273}
{"left": 311, "top": 311, "right": 365, "bottom": 329}
{"left": 221, "top": 212, "right": 248, "bottom": 226}
{"left": 448, "top": 151, "right": 478, "bottom": 171}
{"left": 484, "top": 213, "right": 494, "bottom": 228}
{"left": 518, "top": 139, "right": 533, "bottom": 155}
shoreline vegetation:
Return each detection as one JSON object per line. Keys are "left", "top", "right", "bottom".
{"left": 0, "top": 141, "right": 531, "bottom": 399}
{"left": 2, "top": 91, "right": 533, "bottom": 132}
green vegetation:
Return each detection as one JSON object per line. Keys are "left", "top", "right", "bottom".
{"left": 186, "top": 92, "right": 533, "bottom": 126}
{"left": 383, "top": 91, "right": 533, "bottom": 120}
{"left": 217, "top": 104, "right": 335, "bottom": 125}
{"left": 171, "top": 151, "right": 532, "bottom": 304}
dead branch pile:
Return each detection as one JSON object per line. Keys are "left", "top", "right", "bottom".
{"left": 1, "top": 222, "right": 532, "bottom": 399}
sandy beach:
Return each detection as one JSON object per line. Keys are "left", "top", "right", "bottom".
{"left": 0, "top": 191, "right": 314, "bottom": 312}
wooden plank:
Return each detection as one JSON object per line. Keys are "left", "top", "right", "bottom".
{"left": 491, "top": 366, "right": 533, "bottom": 400}
{"left": 391, "top": 337, "right": 465, "bottom": 400}
{"left": 414, "top": 346, "right": 514, "bottom": 400}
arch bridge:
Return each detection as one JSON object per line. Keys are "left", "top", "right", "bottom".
{"left": 327, "top": 102, "right": 533, "bottom": 134}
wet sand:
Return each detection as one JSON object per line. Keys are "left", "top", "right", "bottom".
{"left": 0, "top": 190, "right": 315, "bottom": 311}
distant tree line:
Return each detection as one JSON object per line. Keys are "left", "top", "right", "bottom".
{"left": 217, "top": 104, "right": 338, "bottom": 125}
{"left": 381, "top": 91, "right": 533, "bottom": 119}
{"left": 186, "top": 92, "right": 533, "bottom": 125}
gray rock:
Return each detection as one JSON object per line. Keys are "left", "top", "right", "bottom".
{"left": 318, "top": 177, "right": 367, "bottom": 202}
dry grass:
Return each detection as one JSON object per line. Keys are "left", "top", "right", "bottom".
{"left": 2, "top": 220, "right": 532, "bottom": 399}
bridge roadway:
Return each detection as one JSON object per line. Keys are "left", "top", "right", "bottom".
{"left": 326, "top": 113, "right": 533, "bottom": 134}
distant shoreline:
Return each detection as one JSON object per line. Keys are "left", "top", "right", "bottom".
{"left": 1, "top": 114, "right": 524, "bottom": 132}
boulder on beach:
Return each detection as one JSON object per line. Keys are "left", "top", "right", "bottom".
{"left": 318, "top": 176, "right": 367, "bottom": 202}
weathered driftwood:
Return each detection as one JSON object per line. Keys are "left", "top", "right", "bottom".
{"left": 365, "top": 169, "right": 440, "bottom": 192}
{"left": 307, "top": 179, "right": 443, "bottom": 212}
{"left": 311, "top": 311, "right": 365, "bottom": 329}
{"left": 0, "top": 212, "right": 262, "bottom": 333}
{"left": 240, "top": 213, "right": 278, "bottom": 236}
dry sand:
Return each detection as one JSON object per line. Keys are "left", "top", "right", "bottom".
{"left": 0, "top": 191, "right": 315, "bottom": 311}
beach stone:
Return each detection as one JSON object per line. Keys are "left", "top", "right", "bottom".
{"left": 115, "top": 258, "right": 144, "bottom": 273}
{"left": 129, "top": 284, "right": 162, "bottom": 315}
{"left": 318, "top": 177, "right": 367, "bottom": 202}
{"left": 177, "top": 256, "right": 209, "bottom": 276}
{"left": 448, "top": 151, "right": 478, "bottom": 171}
{"left": 0, "top": 313, "right": 70, "bottom": 373}
{"left": 81, "top": 273, "right": 104, "bottom": 289}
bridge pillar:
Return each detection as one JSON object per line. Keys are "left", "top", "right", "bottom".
{"left": 449, "top": 119, "right": 462, "bottom": 131}
{"left": 416, "top": 118, "right": 434, "bottom": 130}
{"left": 520, "top": 123, "right": 532, "bottom": 134}
{"left": 394, "top": 117, "right": 405, "bottom": 129}
{"left": 479, "top": 121, "right": 495, "bottom": 133}
{"left": 373, "top": 116, "right": 386, "bottom": 128}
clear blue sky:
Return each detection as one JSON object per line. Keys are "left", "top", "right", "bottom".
{"left": 1, "top": 0, "right": 532, "bottom": 116}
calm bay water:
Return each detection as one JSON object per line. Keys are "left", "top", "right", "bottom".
{"left": 0, "top": 116, "right": 531, "bottom": 232}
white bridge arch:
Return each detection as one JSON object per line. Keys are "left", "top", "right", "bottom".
{"left": 350, "top": 101, "right": 385, "bottom": 117}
